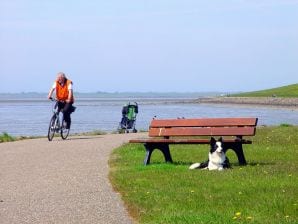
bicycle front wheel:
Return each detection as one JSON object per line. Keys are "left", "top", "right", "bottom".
{"left": 61, "top": 126, "right": 70, "bottom": 140}
{"left": 48, "top": 115, "right": 57, "bottom": 141}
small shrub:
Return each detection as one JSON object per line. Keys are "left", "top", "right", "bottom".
{"left": 280, "top": 123, "right": 293, "bottom": 127}
{"left": 0, "top": 132, "right": 15, "bottom": 143}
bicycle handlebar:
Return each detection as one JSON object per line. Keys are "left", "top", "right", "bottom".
{"left": 49, "top": 97, "right": 66, "bottom": 103}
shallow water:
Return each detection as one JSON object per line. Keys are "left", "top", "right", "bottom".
{"left": 0, "top": 96, "right": 297, "bottom": 137}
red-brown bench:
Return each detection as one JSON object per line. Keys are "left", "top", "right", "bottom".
{"left": 129, "top": 117, "right": 258, "bottom": 165}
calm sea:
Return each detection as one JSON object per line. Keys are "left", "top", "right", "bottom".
{"left": 0, "top": 93, "right": 297, "bottom": 137}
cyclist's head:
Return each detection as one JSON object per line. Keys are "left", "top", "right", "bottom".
{"left": 56, "top": 72, "right": 66, "bottom": 84}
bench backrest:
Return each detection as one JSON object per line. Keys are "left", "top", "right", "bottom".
{"left": 148, "top": 118, "right": 258, "bottom": 138}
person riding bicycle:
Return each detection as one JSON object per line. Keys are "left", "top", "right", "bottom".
{"left": 48, "top": 72, "right": 74, "bottom": 129}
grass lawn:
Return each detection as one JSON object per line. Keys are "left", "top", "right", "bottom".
{"left": 109, "top": 125, "right": 298, "bottom": 224}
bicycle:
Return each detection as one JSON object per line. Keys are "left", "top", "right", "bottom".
{"left": 47, "top": 98, "right": 70, "bottom": 141}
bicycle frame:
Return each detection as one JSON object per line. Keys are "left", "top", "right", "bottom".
{"left": 47, "top": 98, "right": 70, "bottom": 141}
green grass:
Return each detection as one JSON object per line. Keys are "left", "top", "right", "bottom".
{"left": 109, "top": 126, "right": 298, "bottom": 224}
{"left": 0, "top": 132, "right": 15, "bottom": 143}
{"left": 232, "top": 83, "right": 298, "bottom": 97}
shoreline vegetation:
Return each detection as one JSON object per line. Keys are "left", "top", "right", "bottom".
{"left": 0, "top": 130, "right": 108, "bottom": 143}
{"left": 0, "top": 132, "right": 15, "bottom": 143}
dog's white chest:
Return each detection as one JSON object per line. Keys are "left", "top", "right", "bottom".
{"left": 208, "top": 152, "right": 226, "bottom": 170}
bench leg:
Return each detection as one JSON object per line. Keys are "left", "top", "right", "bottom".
{"left": 144, "top": 143, "right": 153, "bottom": 165}
{"left": 143, "top": 143, "right": 173, "bottom": 165}
{"left": 159, "top": 144, "right": 173, "bottom": 164}
{"left": 225, "top": 142, "right": 247, "bottom": 165}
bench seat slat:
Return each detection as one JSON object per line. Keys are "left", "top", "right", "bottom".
{"left": 150, "top": 118, "right": 258, "bottom": 128}
{"left": 129, "top": 138, "right": 252, "bottom": 144}
{"left": 149, "top": 127, "right": 256, "bottom": 137}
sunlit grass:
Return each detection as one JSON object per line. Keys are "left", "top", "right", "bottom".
{"left": 0, "top": 132, "right": 15, "bottom": 143}
{"left": 232, "top": 83, "right": 298, "bottom": 97}
{"left": 109, "top": 125, "right": 298, "bottom": 224}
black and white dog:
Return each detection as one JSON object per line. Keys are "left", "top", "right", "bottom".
{"left": 189, "top": 137, "right": 230, "bottom": 171}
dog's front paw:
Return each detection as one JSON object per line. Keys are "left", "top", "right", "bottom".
{"left": 189, "top": 163, "right": 201, "bottom": 170}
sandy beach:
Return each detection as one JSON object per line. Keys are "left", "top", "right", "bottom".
{"left": 0, "top": 133, "right": 147, "bottom": 224}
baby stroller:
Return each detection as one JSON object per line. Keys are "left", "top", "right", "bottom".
{"left": 118, "top": 102, "right": 138, "bottom": 133}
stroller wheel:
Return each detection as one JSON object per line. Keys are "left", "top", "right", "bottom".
{"left": 133, "top": 129, "right": 137, "bottom": 133}
{"left": 125, "top": 130, "right": 129, "bottom": 133}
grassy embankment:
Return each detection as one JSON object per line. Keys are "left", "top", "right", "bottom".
{"left": 232, "top": 83, "right": 298, "bottom": 97}
{"left": 109, "top": 125, "right": 298, "bottom": 224}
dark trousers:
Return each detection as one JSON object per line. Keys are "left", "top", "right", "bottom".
{"left": 57, "top": 102, "right": 73, "bottom": 128}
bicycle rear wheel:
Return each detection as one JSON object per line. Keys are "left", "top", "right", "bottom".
{"left": 48, "top": 115, "right": 57, "bottom": 141}
{"left": 61, "top": 125, "right": 70, "bottom": 140}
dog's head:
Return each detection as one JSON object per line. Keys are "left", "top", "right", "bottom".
{"left": 210, "top": 137, "right": 224, "bottom": 154}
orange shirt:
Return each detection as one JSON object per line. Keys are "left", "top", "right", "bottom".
{"left": 56, "top": 79, "right": 74, "bottom": 102}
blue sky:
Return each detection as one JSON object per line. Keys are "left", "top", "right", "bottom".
{"left": 0, "top": 0, "right": 297, "bottom": 93}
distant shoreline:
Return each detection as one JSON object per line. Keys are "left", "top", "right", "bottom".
{"left": 192, "top": 97, "right": 298, "bottom": 109}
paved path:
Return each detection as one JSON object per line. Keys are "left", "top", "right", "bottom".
{"left": 0, "top": 133, "right": 146, "bottom": 224}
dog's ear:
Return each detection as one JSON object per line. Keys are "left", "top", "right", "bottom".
{"left": 210, "top": 137, "right": 216, "bottom": 145}
{"left": 218, "top": 137, "right": 223, "bottom": 142}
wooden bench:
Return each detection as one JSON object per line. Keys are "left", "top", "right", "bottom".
{"left": 129, "top": 117, "right": 258, "bottom": 165}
